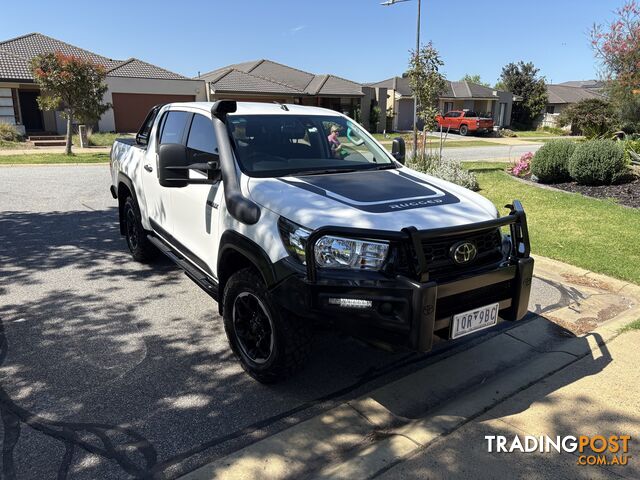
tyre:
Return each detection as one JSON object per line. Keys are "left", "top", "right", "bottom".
{"left": 223, "top": 268, "right": 312, "bottom": 383}
{"left": 459, "top": 124, "right": 469, "bottom": 136}
{"left": 123, "top": 196, "right": 159, "bottom": 262}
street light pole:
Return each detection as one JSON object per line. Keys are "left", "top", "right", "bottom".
{"left": 381, "top": 0, "right": 422, "bottom": 155}
{"left": 413, "top": 0, "right": 421, "bottom": 155}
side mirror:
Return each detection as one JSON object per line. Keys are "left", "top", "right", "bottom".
{"left": 158, "top": 144, "right": 221, "bottom": 188}
{"left": 391, "top": 137, "right": 406, "bottom": 165}
{"left": 159, "top": 144, "right": 189, "bottom": 187}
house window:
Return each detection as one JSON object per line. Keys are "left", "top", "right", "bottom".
{"left": 444, "top": 102, "right": 454, "bottom": 113}
{"left": 546, "top": 105, "right": 555, "bottom": 114}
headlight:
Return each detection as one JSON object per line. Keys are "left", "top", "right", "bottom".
{"left": 314, "top": 236, "right": 388, "bottom": 270}
{"left": 278, "top": 218, "right": 389, "bottom": 270}
{"left": 278, "top": 217, "right": 311, "bottom": 264}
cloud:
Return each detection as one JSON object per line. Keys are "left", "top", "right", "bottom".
{"left": 290, "top": 25, "right": 306, "bottom": 34}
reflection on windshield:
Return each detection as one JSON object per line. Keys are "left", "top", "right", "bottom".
{"left": 227, "top": 114, "right": 393, "bottom": 177}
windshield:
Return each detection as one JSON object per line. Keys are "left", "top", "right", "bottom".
{"left": 226, "top": 114, "right": 393, "bottom": 177}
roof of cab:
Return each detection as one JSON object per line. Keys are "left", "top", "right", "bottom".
{"left": 165, "top": 101, "right": 342, "bottom": 117}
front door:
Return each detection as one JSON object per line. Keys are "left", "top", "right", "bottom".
{"left": 169, "top": 113, "right": 223, "bottom": 279}
{"left": 18, "top": 91, "right": 43, "bottom": 131}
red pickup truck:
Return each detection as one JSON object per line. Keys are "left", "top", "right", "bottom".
{"left": 436, "top": 110, "right": 494, "bottom": 136}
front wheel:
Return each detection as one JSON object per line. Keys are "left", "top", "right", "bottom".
{"left": 459, "top": 124, "right": 469, "bottom": 136}
{"left": 223, "top": 268, "right": 312, "bottom": 383}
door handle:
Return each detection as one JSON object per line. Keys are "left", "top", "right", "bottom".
{"left": 144, "top": 164, "right": 153, "bottom": 173}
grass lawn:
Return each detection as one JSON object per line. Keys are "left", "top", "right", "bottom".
{"left": 465, "top": 162, "right": 640, "bottom": 285}
{"left": 0, "top": 152, "right": 109, "bottom": 164}
{"left": 72, "top": 132, "right": 133, "bottom": 147}
{"left": 513, "top": 130, "right": 562, "bottom": 138}
{"left": 0, "top": 139, "right": 29, "bottom": 149}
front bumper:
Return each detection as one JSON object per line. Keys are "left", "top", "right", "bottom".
{"left": 271, "top": 201, "right": 534, "bottom": 352}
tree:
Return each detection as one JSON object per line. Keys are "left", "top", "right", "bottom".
{"left": 557, "top": 98, "right": 618, "bottom": 137}
{"left": 591, "top": 1, "right": 640, "bottom": 132}
{"left": 499, "top": 61, "right": 548, "bottom": 127}
{"left": 406, "top": 42, "right": 446, "bottom": 138}
{"left": 31, "top": 52, "right": 110, "bottom": 155}
{"left": 460, "top": 74, "right": 490, "bottom": 87}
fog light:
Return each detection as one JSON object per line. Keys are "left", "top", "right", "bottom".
{"left": 328, "top": 298, "right": 373, "bottom": 309}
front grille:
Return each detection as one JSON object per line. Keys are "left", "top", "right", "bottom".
{"left": 420, "top": 228, "right": 503, "bottom": 278}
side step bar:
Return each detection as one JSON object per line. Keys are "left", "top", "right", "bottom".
{"left": 147, "top": 234, "right": 219, "bottom": 302}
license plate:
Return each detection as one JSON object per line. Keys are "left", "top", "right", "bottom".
{"left": 451, "top": 303, "right": 500, "bottom": 339}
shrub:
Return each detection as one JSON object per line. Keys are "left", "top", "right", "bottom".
{"left": 0, "top": 123, "right": 22, "bottom": 142}
{"left": 498, "top": 128, "right": 517, "bottom": 137}
{"left": 509, "top": 152, "right": 533, "bottom": 177}
{"left": 407, "top": 153, "right": 479, "bottom": 191}
{"left": 568, "top": 139, "right": 627, "bottom": 185}
{"left": 557, "top": 98, "right": 619, "bottom": 138}
{"left": 531, "top": 139, "right": 576, "bottom": 183}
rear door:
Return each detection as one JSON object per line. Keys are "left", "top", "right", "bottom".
{"left": 142, "top": 109, "right": 191, "bottom": 236}
{"left": 169, "top": 112, "right": 223, "bottom": 279}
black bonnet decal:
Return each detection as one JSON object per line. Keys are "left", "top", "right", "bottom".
{"left": 279, "top": 170, "right": 459, "bottom": 213}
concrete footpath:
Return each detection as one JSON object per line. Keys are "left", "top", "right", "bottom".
{"left": 180, "top": 256, "right": 640, "bottom": 480}
{"left": 379, "top": 330, "right": 639, "bottom": 480}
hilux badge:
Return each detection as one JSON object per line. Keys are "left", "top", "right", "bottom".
{"left": 451, "top": 241, "right": 477, "bottom": 264}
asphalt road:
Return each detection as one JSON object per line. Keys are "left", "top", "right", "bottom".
{"left": 441, "top": 144, "right": 542, "bottom": 162}
{"left": 0, "top": 165, "right": 570, "bottom": 479}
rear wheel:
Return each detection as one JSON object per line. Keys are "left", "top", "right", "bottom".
{"left": 123, "top": 196, "right": 159, "bottom": 262}
{"left": 223, "top": 268, "right": 312, "bottom": 383}
{"left": 459, "top": 124, "right": 469, "bottom": 136}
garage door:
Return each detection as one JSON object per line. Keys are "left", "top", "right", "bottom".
{"left": 112, "top": 93, "right": 196, "bottom": 133}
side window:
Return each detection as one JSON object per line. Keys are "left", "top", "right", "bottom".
{"left": 136, "top": 106, "right": 160, "bottom": 146}
{"left": 159, "top": 111, "right": 190, "bottom": 145}
{"left": 187, "top": 114, "right": 218, "bottom": 154}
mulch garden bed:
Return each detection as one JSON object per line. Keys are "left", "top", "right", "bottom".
{"left": 552, "top": 177, "right": 640, "bottom": 208}
{"left": 511, "top": 170, "right": 640, "bottom": 209}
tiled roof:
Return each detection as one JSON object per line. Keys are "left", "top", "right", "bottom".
{"left": 0, "top": 49, "right": 33, "bottom": 80}
{"left": 546, "top": 84, "right": 606, "bottom": 104}
{"left": 107, "top": 58, "right": 188, "bottom": 80}
{"left": 201, "top": 58, "right": 364, "bottom": 97}
{"left": 210, "top": 69, "right": 302, "bottom": 94}
{"left": 558, "top": 79, "right": 605, "bottom": 89}
{"left": 444, "top": 81, "right": 497, "bottom": 98}
{"left": 371, "top": 76, "right": 504, "bottom": 99}
{"left": 0, "top": 32, "right": 187, "bottom": 81}
{"left": 316, "top": 75, "right": 363, "bottom": 96}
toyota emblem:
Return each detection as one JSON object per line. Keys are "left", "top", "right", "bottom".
{"left": 451, "top": 241, "right": 478, "bottom": 264}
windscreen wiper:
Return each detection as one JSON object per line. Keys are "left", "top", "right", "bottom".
{"left": 294, "top": 168, "right": 357, "bottom": 176}
{"left": 367, "top": 163, "right": 396, "bottom": 171}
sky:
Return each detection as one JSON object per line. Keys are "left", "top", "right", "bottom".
{"left": 0, "top": 0, "right": 625, "bottom": 85}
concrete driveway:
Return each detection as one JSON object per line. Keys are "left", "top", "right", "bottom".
{"left": 0, "top": 165, "right": 586, "bottom": 479}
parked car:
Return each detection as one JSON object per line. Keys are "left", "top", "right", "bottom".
{"left": 436, "top": 110, "right": 494, "bottom": 135}
{"left": 109, "top": 101, "right": 533, "bottom": 383}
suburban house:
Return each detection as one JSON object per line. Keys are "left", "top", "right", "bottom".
{"left": 536, "top": 83, "right": 606, "bottom": 128}
{"left": 368, "top": 76, "right": 519, "bottom": 131}
{"left": 0, "top": 33, "right": 206, "bottom": 134}
{"left": 198, "top": 59, "right": 385, "bottom": 132}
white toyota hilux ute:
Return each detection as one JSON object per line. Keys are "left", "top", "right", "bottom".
{"left": 110, "top": 100, "right": 534, "bottom": 383}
